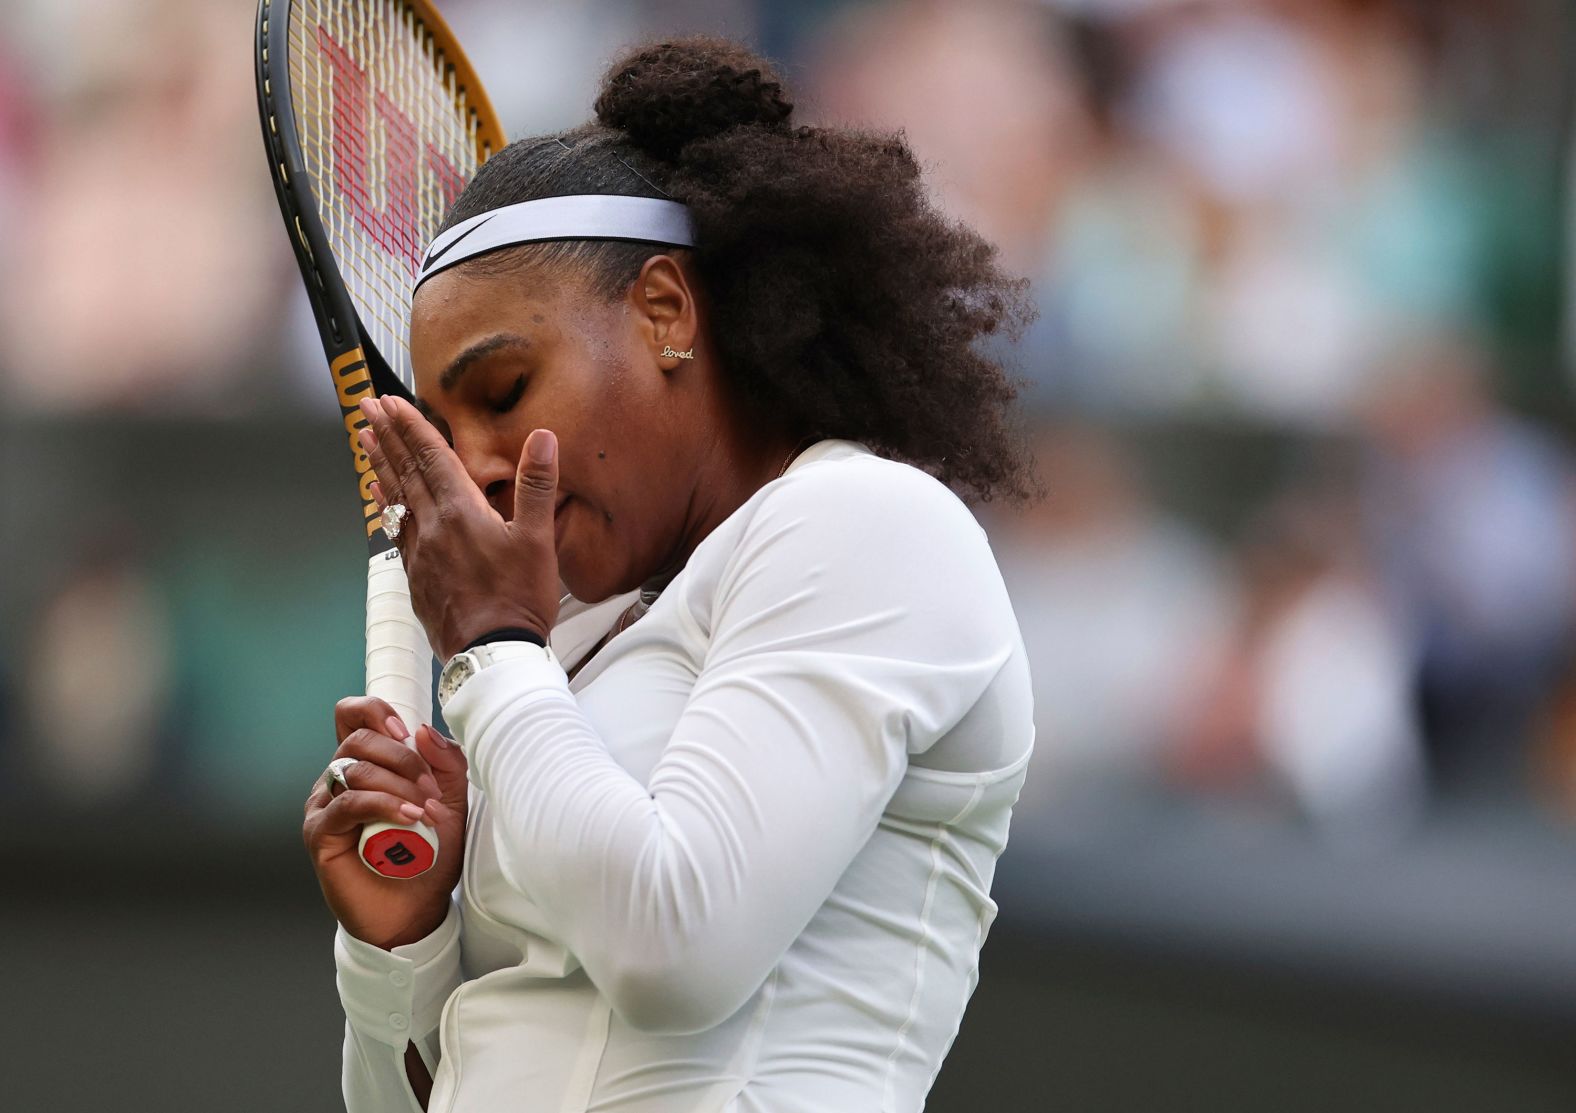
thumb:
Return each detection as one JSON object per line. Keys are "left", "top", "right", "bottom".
{"left": 415, "top": 725, "right": 469, "bottom": 807}
{"left": 514, "top": 428, "right": 558, "bottom": 529}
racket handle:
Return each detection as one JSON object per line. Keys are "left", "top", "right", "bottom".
{"left": 360, "top": 551, "right": 439, "bottom": 878}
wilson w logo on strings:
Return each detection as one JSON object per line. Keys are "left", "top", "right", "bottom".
{"left": 316, "top": 25, "right": 467, "bottom": 275}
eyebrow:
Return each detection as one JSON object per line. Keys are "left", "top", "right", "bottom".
{"left": 439, "top": 333, "right": 531, "bottom": 391}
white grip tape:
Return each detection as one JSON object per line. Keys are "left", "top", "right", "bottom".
{"left": 365, "top": 551, "right": 433, "bottom": 732}
{"left": 361, "top": 551, "right": 438, "bottom": 873}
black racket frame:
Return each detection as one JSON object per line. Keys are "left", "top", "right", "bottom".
{"left": 255, "top": 0, "right": 407, "bottom": 559}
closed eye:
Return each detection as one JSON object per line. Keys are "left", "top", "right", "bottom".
{"left": 490, "top": 374, "right": 526, "bottom": 414}
{"left": 414, "top": 400, "right": 454, "bottom": 446}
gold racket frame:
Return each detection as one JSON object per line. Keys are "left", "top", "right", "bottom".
{"left": 400, "top": 0, "right": 507, "bottom": 164}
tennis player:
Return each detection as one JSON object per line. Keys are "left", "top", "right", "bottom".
{"left": 302, "top": 36, "right": 1036, "bottom": 1113}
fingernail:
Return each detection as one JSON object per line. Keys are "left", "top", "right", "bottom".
{"left": 385, "top": 715, "right": 409, "bottom": 742}
{"left": 431, "top": 729, "right": 452, "bottom": 750}
{"left": 399, "top": 802, "right": 424, "bottom": 823}
{"left": 358, "top": 397, "right": 375, "bottom": 418}
{"left": 529, "top": 429, "right": 556, "bottom": 464}
{"left": 358, "top": 428, "right": 377, "bottom": 452}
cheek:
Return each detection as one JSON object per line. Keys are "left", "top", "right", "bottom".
{"left": 556, "top": 510, "right": 635, "bottom": 601}
{"left": 564, "top": 359, "right": 662, "bottom": 490}
{"left": 556, "top": 469, "right": 670, "bottom": 598}
{"left": 552, "top": 335, "right": 684, "bottom": 587}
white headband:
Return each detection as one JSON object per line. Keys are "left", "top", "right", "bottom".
{"left": 415, "top": 194, "right": 696, "bottom": 289}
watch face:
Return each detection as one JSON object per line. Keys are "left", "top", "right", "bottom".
{"left": 440, "top": 653, "right": 479, "bottom": 706}
{"left": 440, "top": 643, "right": 556, "bottom": 708}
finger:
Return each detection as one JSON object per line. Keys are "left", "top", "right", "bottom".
{"left": 414, "top": 725, "right": 469, "bottom": 807}
{"left": 305, "top": 776, "right": 334, "bottom": 816}
{"left": 380, "top": 396, "right": 481, "bottom": 509}
{"left": 334, "top": 695, "right": 403, "bottom": 743}
{"left": 513, "top": 428, "right": 559, "bottom": 536}
{"left": 357, "top": 401, "right": 402, "bottom": 505}
{"left": 422, "top": 797, "right": 455, "bottom": 829}
{"left": 339, "top": 727, "right": 433, "bottom": 786}
{"left": 309, "top": 789, "right": 429, "bottom": 841}
{"left": 332, "top": 755, "right": 440, "bottom": 809}
{"left": 358, "top": 418, "right": 430, "bottom": 529}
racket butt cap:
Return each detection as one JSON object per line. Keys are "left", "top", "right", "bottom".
{"left": 361, "top": 824, "right": 438, "bottom": 878}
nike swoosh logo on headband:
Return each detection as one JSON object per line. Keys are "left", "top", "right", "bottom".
{"left": 422, "top": 213, "right": 497, "bottom": 271}
{"left": 416, "top": 197, "right": 697, "bottom": 288}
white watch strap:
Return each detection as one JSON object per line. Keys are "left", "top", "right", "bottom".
{"left": 470, "top": 640, "right": 553, "bottom": 669}
{"left": 439, "top": 640, "right": 557, "bottom": 711}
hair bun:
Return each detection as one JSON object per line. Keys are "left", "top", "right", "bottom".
{"left": 595, "top": 37, "right": 794, "bottom": 161}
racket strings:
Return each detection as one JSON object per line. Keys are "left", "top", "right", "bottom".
{"left": 289, "top": 0, "right": 484, "bottom": 392}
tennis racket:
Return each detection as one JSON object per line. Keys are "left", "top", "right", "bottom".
{"left": 255, "top": 0, "right": 504, "bottom": 877}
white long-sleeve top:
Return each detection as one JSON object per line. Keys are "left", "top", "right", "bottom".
{"left": 332, "top": 439, "right": 1035, "bottom": 1113}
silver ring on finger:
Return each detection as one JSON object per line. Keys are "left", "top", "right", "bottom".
{"left": 381, "top": 502, "right": 411, "bottom": 542}
{"left": 323, "top": 756, "right": 359, "bottom": 795}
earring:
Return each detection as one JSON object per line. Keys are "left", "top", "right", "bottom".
{"left": 661, "top": 345, "right": 694, "bottom": 360}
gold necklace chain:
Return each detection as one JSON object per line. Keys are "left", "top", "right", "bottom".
{"left": 776, "top": 434, "right": 818, "bottom": 479}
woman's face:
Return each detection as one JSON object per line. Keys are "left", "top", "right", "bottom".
{"left": 407, "top": 256, "right": 709, "bottom": 604}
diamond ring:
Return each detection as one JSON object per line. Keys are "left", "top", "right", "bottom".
{"left": 381, "top": 502, "right": 411, "bottom": 541}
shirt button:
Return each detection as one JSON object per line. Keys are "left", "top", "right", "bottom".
{"left": 389, "top": 970, "right": 410, "bottom": 987}
{"left": 389, "top": 1013, "right": 409, "bottom": 1031}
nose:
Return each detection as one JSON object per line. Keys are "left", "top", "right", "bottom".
{"left": 484, "top": 478, "right": 515, "bottom": 521}
{"left": 451, "top": 431, "right": 516, "bottom": 519}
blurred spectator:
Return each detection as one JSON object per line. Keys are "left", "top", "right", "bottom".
{"left": 985, "top": 424, "right": 1237, "bottom": 833}
{"left": 20, "top": 557, "right": 173, "bottom": 806}
{"left": 810, "top": 0, "right": 1094, "bottom": 281}
{"left": 815, "top": 0, "right": 1500, "bottom": 420}
{"left": 1058, "top": 0, "right": 1491, "bottom": 420}
{"left": 807, "top": 0, "right": 1098, "bottom": 410}
{"left": 1360, "top": 331, "right": 1576, "bottom": 798}
{"left": 1175, "top": 487, "right": 1426, "bottom": 842}
{"left": 0, "top": 0, "right": 287, "bottom": 413}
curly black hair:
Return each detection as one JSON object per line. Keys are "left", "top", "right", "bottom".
{"left": 440, "top": 36, "right": 1036, "bottom": 504}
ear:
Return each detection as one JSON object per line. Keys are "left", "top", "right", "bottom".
{"left": 628, "top": 254, "right": 698, "bottom": 369}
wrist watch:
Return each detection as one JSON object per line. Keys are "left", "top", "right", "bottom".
{"left": 438, "top": 640, "right": 560, "bottom": 711}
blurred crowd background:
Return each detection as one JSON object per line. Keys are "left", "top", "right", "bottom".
{"left": 3, "top": 0, "right": 1575, "bottom": 1109}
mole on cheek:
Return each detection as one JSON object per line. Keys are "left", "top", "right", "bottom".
{"left": 598, "top": 450, "right": 606, "bottom": 459}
